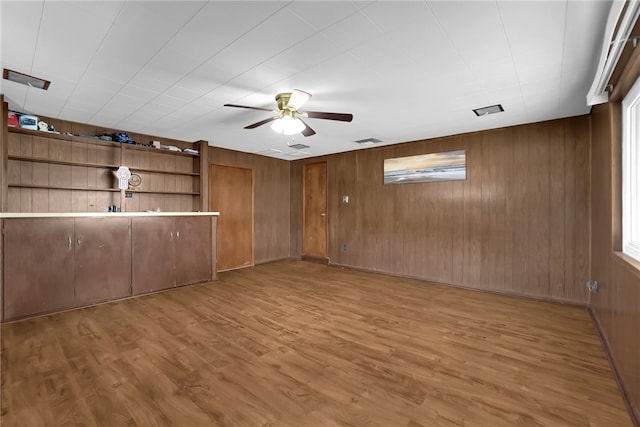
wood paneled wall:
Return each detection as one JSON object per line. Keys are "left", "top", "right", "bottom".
{"left": 291, "top": 116, "right": 591, "bottom": 304}
{"left": 209, "top": 147, "right": 290, "bottom": 264}
{"left": 590, "top": 102, "right": 640, "bottom": 425}
{"left": 1, "top": 98, "right": 6, "bottom": 322}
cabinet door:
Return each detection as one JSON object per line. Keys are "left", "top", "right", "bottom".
{"left": 131, "top": 217, "right": 175, "bottom": 295}
{"left": 175, "top": 216, "right": 212, "bottom": 286}
{"left": 74, "top": 217, "right": 131, "bottom": 306}
{"left": 3, "top": 218, "right": 75, "bottom": 320}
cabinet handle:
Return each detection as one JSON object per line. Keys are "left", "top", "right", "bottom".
{"left": 77, "top": 239, "right": 81, "bottom": 246}
{"left": 176, "top": 231, "right": 180, "bottom": 239}
{"left": 67, "top": 236, "right": 72, "bottom": 247}
{"left": 169, "top": 232, "right": 173, "bottom": 240}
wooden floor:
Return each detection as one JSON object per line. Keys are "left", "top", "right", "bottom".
{"left": 1, "top": 260, "right": 631, "bottom": 426}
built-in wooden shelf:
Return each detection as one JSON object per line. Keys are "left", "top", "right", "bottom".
{"left": 5, "top": 116, "right": 208, "bottom": 213}
{"left": 129, "top": 167, "right": 200, "bottom": 177}
{"left": 8, "top": 155, "right": 119, "bottom": 169}
{"left": 8, "top": 156, "right": 200, "bottom": 177}
{"left": 8, "top": 184, "right": 120, "bottom": 192}
{"left": 126, "top": 189, "right": 200, "bottom": 195}
{"left": 8, "top": 127, "right": 201, "bottom": 158}
{"left": 7, "top": 184, "right": 200, "bottom": 196}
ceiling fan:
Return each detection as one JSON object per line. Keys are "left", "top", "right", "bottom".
{"left": 224, "top": 89, "right": 353, "bottom": 137}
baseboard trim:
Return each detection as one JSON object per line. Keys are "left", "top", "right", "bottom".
{"left": 301, "top": 255, "right": 330, "bottom": 265}
{"left": 255, "top": 256, "right": 291, "bottom": 266}
{"left": 328, "top": 261, "right": 588, "bottom": 308}
{"left": 589, "top": 307, "right": 640, "bottom": 427}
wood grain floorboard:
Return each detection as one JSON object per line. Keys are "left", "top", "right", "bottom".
{"left": 1, "top": 260, "right": 631, "bottom": 426}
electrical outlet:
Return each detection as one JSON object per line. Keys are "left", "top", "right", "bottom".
{"left": 342, "top": 195, "right": 349, "bottom": 204}
{"left": 125, "top": 192, "right": 133, "bottom": 198}
{"left": 343, "top": 243, "right": 348, "bottom": 251}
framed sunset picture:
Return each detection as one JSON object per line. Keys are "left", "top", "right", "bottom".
{"left": 383, "top": 149, "right": 466, "bottom": 184}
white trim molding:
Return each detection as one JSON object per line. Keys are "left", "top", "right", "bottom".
{"left": 622, "top": 76, "right": 640, "bottom": 262}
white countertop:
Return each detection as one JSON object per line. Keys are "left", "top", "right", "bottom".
{"left": 0, "top": 212, "right": 220, "bottom": 218}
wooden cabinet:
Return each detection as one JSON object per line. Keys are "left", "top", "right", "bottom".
{"left": 2, "top": 217, "right": 132, "bottom": 320}
{"left": 74, "top": 217, "right": 131, "bottom": 306}
{"left": 2, "top": 214, "right": 217, "bottom": 321}
{"left": 131, "top": 216, "right": 213, "bottom": 295}
{"left": 3, "top": 218, "right": 75, "bottom": 320}
{"left": 175, "top": 216, "right": 212, "bottom": 286}
{"left": 131, "top": 216, "right": 176, "bottom": 295}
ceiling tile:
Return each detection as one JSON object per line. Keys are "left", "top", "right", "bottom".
{"left": 164, "top": 1, "right": 289, "bottom": 63}
{"left": 320, "top": 9, "right": 385, "bottom": 52}
{"left": 1, "top": 1, "right": 43, "bottom": 71}
{"left": 287, "top": 1, "right": 360, "bottom": 30}
{"left": 212, "top": 9, "right": 318, "bottom": 75}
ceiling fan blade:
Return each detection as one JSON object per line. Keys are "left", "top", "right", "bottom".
{"left": 299, "top": 118, "right": 316, "bottom": 137}
{"left": 244, "top": 116, "right": 277, "bottom": 129}
{"left": 288, "top": 89, "right": 312, "bottom": 110}
{"left": 304, "top": 111, "right": 353, "bottom": 122}
{"left": 224, "top": 103, "right": 274, "bottom": 112}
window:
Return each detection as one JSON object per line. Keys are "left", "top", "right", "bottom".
{"left": 622, "top": 77, "right": 640, "bottom": 262}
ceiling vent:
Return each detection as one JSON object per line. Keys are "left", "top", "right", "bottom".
{"left": 3, "top": 68, "right": 50, "bottom": 90}
{"left": 286, "top": 151, "right": 309, "bottom": 157}
{"left": 473, "top": 104, "right": 504, "bottom": 116}
{"left": 257, "top": 148, "right": 283, "bottom": 156}
{"left": 288, "top": 143, "right": 309, "bottom": 149}
{"left": 354, "top": 137, "right": 383, "bottom": 145}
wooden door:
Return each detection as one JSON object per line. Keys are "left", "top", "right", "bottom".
{"left": 74, "top": 217, "right": 132, "bottom": 306}
{"left": 3, "top": 218, "right": 75, "bottom": 320}
{"left": 175, "top": 216, "right": 212, "bottom": 286}
{"left": 303, "top": 162, "right": 328, "bottom": 259}
{"left": 131, "top": 216, "right": 175, "bottom": 295}
{"left": 210, "top": 164, "right": 253, "bottom": 271}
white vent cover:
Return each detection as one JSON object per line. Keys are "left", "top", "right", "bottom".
{"left": 354, "top": 138, "right": 383, "bottom": 145}
{"left": 257, "top": 148, "right": 283, "bottom": 156}
{"left": 289, "top": 143, "right": 309, "bottom": 149}
{"left": 473, "top": 104, "right": 504, "bottom": 116}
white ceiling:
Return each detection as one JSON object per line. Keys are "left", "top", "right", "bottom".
{"left": 0, "top": 1, "right": 611, "bottom": 161}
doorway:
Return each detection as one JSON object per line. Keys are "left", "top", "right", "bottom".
{"left": 302, "top": 162, "right": 328, "bottom": 260}
{"left": 209, "top": 164, "right": 254, "bottom": 271}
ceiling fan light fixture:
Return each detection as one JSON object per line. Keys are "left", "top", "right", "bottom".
{"left": 271, "top": 115, "right": 305, "bottom": 135}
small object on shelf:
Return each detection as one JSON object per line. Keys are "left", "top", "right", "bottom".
{"left": 18, "top": 114, "right": 38, "bottom": 130}
{"left": 115, "top": 166, "right": 132, "bottom": 190}
{"left": 7, "top": 111, "right": 19, "bottom": 127}
{"left": 161, "top": 144, "right": 181, "bottom": 152}
{"left": 37, "top": 121, "right": 48, "bottom": 131}
{"left": 183, "top": 148, "right": 199, "bottom": 155}
{"left": 152, "top": 140, "right": 161, "bottom": 149}
{"left": 128, "top": 173, "right": 142, "bottom": 189}
{"left": 113, "top": 132, "right": 129, "bottom": 143}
